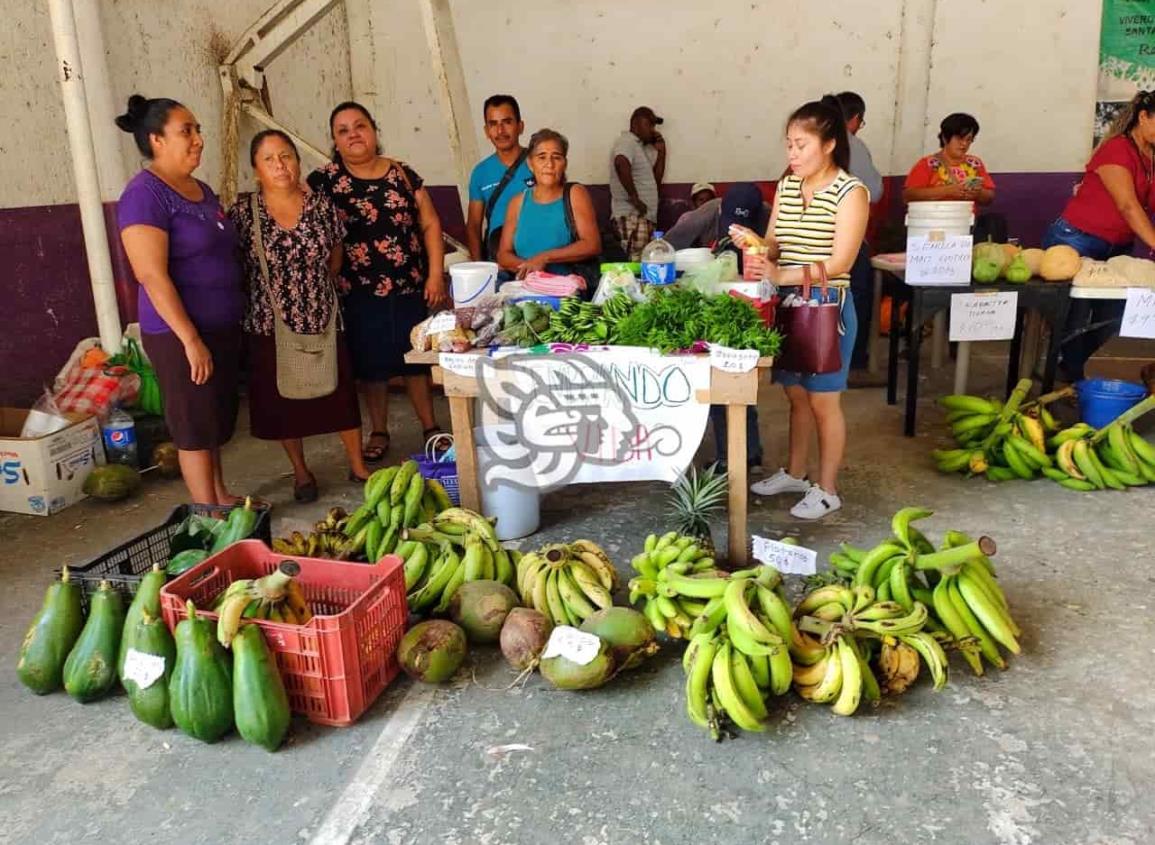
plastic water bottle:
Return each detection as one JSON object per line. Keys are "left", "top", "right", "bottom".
{"left": 102, "top": 406, "right": 138, "bottom": 467}
{"left": 640, "top": 231, "right": 677, "bottom": 286}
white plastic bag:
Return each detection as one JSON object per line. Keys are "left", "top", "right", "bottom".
{"left": 20, "top": 389, "right": 70, "bottom": 438}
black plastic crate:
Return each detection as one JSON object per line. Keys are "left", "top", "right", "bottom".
{"left": 59, "top": 502, "right": 272, "bottom": 608}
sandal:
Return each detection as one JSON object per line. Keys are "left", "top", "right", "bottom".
{"left": 348, "top": 470, "right": 370, "bottom": 483}
{"left": 362, "top": 430, "right": 390, "bottom": 463}
{"left": 293, "top": 475, "right": 319, "bottom": 504}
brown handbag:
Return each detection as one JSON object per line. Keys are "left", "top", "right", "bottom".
{"left": 773, "top": 263, "right": 843, "bottom": 374}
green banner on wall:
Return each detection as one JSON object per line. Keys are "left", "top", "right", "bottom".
{"left": 1096, "top": 0, "right": 1155, "bottom": 142}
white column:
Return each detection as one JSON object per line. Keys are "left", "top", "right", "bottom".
{"left": 72, "top": 0, "right": 127, "bottom": 199}
{"left": 887, "top": 0, "right": 937, "bottom": 175}
{"left": 47, "top": 0, "right": 122, "bottom": 353}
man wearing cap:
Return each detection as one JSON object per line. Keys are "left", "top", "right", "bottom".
{"left": 609, "top": 106, "right": 666, "bottom": 260}
{"left": 665, "top": 182, "right": 769, "bottom": 256}
{"left": 690, "top": 182, "right": 716, "bottom": 209}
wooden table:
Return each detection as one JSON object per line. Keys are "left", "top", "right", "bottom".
{"left": 404, "top": 349, "right": 772, "bottom": 565}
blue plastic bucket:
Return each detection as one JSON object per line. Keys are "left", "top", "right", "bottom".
{"left": 1076, "top": 379, "right": 1147, "bottom": 429}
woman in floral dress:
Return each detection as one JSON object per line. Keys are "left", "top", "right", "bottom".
{"left": 231, "top": 130, "right": 368, "bottom": 502}
{"left": 308, "top": 102, "right": 449, "bottom": 462}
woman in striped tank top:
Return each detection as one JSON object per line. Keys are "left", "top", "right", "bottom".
{"left": 732, "top": 96, "right": 869, "bottom": 519}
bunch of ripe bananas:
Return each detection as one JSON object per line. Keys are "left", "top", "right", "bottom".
{"left": 213, "top": 561, "right": 313, "bottom": 646}
{"left": 1045, "top": 417, "right": 1155, "bottom": 490}
{"left": 516, "top": 541, "right": 618, "bottom": 627}
{"left": 271, "top": 508, "right": 352, "bottom": 559}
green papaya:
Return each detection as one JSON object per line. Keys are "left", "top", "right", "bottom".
{"left": 170, "top": 600, "right": 233, "bottom": 743}
{"left": 123, "top": 610, "right": 176, "bottom": 729}
{"left": 209, "top": 497, "right": 259, "bottom": 554}
{"left": 63, "top": 580, "right": 125, "bottom": 702}
{"left": 233, "top": 623, "right": 291, "bottom": 751}
{"left": 167, "top": 549, "right": 210, "bottom": 577}
{"left": 118, "top": 565, "right": 166, "bottom": 684}
{"left": 17, "top": 567, "right": 85, "bottom": 694}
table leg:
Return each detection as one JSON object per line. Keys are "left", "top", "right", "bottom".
{"left": 931, "top": 311, "right": 947, "bottom": 370}
{"left": 905, "top": 292, "right": 923, "bottom": 437}
{"left": 868, "top": 268, "right": 883, "bottom": 375}
{"left": 1041, "top": 295, "right": 1073, "bottom": 393}
{"left": 447, "top": 395, "right": 481, "bottom": 512}
{"left": 1006, "top": 309, "right": 1025, "bottom": 396}
{"left": 726, "top": 403, "right": 748, "bottom": 567}
{"left": 953, "top": 342, "right": 971, "bottom": 395}
{"left": 1021, "top": 311, "right": 1042, "bottom": 379}
{"left": 887, "top": 282, "right": 904, "bottom": 406}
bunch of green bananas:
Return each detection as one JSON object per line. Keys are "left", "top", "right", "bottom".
{"left": 403, "top": 508, "right": 517, "bottom": 614}
{"left": 340, "top": 461, "right": 455, "bottom": 562}
{"left": 540, "top": 295, "right": 635, "bottom": 346}
{"left": 628, "top": 531, "right": 724, "bottom": 638}
{"left": 825, "top": 507, "right": 1019, "bottom": 678}
{"left": 515, "top": 540, "right": 618, "bottom": 627}
{"left": 1046, "top": 418, "right": 1155, "bottom": 490}
{"left": 272, "top": 507, "right": 352, "bottom": 559}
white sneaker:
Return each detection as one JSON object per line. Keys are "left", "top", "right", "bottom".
{"left": 790, "top": 485, "right": 842, "bottom": 520}
{"left": 750, "top": 468, "right": 810, "bottom": 497}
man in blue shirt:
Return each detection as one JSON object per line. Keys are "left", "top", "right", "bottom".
{"left": 466, "top": 95, "right": 534, "bottom": 260}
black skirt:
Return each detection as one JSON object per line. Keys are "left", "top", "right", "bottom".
{"left": 142, "top": 327, "right": 241, "bottom": 451}
{"left": 342, "top": 289, "right": 428, "bottom": 380}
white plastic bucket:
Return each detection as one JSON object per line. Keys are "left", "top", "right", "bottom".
{"left": 675, "top": 248, "right": 713, "bottom": 273}
{"left": 475, "top": 426, "right": 541, "bottom": 541}
{"left": 450, "top": 261, "right": 498, "bottom": 307}
{"left": 906, "top": 200, "right": 974, "bottom": 229}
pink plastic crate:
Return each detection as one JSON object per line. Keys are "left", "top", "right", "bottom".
{"left": 159, "top": 540, "right": 406, "bottom": 727}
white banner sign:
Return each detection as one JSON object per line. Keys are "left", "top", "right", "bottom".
{"left": 471, "top": 348, "right": 712, "bottom": 490}
{"left": 949, "top": 291, "right": 1018, "bottom": 342}
{"left": 751, "top": 535, "right": 817, "bottom": 575}
{"left": 904, "top": 234, "right": 973, "bottom": 286}
{"left": 1120, "top": 288, "right": 1155, "bottom": 339}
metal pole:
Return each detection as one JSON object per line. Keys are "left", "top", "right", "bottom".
{"left": 46, "top": 0, "right": 123, "bottom": 353}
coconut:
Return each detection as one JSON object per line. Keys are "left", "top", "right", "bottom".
{"left": 578, "top": 607, "right": 659, "bottom": 671}
{"left": 449, "top": 580, "right": 519, "bottom": 644}
{"left": 540, "top": 636, "right": 617, "bottom": 690}
{"left": 499, "top": 608, "right": 553, "bottom": 671}
{"left": 396, "top": 620, "right": 467, "bottom": 683}
{"left": 152, "top": 442, "right": 180, "bottom": 479}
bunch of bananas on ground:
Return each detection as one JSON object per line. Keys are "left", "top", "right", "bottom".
{"left": 339, "top": 461, "right": 456, "bottom": 562}
{"left": 933, "top": 379, "right": 1062, "bottom": 481}
{"left": 628, "top": 531, "right": 724, "bottom": 638}
{"left": 1045, "top": 414, "right": 1155, "bottom": 491}
{"left": 540, "top": 294, "right": 635, "bottom": 346}
{"left": 213, "top": 561, "right": 313, "bottom": 645}
{"left": 400, "top": 508, "right": 519, "bottom": 614}
{"left": 824, "top": 507, "right": 1020, "bottom": 677}
{"left": 681, "top": 570, "right": 797, "bottom": 740}
{"left": 272, "top": 507, "right": 353, "bottom": 559}
{"left": 516, "top": 540, "right": 618, "bottom": 626}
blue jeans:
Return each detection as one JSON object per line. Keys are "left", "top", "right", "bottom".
{"left": 848, "top": 243, "right": 873, "bottom": 369}
{"left": 774, "top": 289, "right": 858, "bottom": 393}
{"left": 1043, "top": 218, "right": 1133, "bottom": 380}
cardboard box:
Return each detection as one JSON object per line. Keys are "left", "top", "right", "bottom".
{"left": 0, "top": 408, "right": 104, "bottom": 516}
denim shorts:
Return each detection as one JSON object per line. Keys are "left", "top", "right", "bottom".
{"left": 774, "top": 288, "right": 857, "bottom": 393}
{"left": 1042, "top": 218, "right": 1132, "bottom": 261}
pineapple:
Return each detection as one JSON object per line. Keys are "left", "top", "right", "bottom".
{"left": 666, "top": 463, "right": 729, "bottom": 553}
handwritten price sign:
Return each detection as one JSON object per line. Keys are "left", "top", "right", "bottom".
{"left": 904, "top": 234, "right": 973, "bottom": 286}
{"left": 709, "top": 344, "right": 760, "bottom": 373}
{"left": 751, "top": 535, "right": 817, "bottom": 575}
{"left": 1120, "top": 288, "right": 1155, "bottom": 340}
{"left": 949, "top": 291, "right": 1018, "bottom": 342}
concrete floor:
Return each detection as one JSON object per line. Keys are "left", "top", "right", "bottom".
{"left": 2, "top": 348, "right": 1154, "bottom": 845}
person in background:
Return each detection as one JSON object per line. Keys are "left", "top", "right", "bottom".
{"left": 308, "top": 102, "right": 449, "bottom": 465}
{"left": 732, "top": 96, "right": 869, "bottom": 519}
{"left": 903, "top": 112, "right": 996, "bottom": 206}
{"left": 465, "top": 95, "right": 533, "bottom": 261}
{"left": 497, "top": 128, "right": 601, "bottom": 278}
{"left": 1045, "top": 90, "right": 1155, "bottom": 381}
{"left": 835, "top": 91, "right": 883, "bottom": 379}
{"left": 690, "top": 181, "right": 716, "bottom": 209}
{"left": 230, "top": 130, "right": 368, "bottom": 502}
{"left": 116, "top": 95, "right": 244, "bottom": 506}
{"left": 609, "top": 106, "right": 666, "bottom": 260}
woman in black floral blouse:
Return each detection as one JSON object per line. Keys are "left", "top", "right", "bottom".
{"left": 308, "top": 101, "right": 450, "bottom": 463}
{"left": 231, "top": 130, "right": 368, "bottom": 502}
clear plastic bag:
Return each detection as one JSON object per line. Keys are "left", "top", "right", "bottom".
{"left": 20, "top": 389, "right": 71, "bottom": 438}
{"left": 592, "top": 264, "right": 646, "bottom": 304}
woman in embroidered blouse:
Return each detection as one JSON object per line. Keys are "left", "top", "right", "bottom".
{"left": 230, "top": 130, "right": 368, "bottom": 502}
{"left": 903, "top": 112, "right": 996, "bottom": 206}
{"left": 308, "top": 102, "right": 449, "bottom": 464}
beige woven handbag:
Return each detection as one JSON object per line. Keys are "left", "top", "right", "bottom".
{"left": 250, "top": 193, "right": 340, "bottom": 400}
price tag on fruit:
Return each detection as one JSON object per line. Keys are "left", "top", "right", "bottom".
{"left": 751, "top": 534, "right": 817, "bottom": 575}
{"left": 541, "top": 625, "right": 601, "bottom": 665}
{"left": 1120, "top": 288, "right": 1155, "bottom": 339}
{"left": 427, "top": 311, "right": 458, "bottom": 334}
{"left": 438, "top": 352, "right": 479, "bottom": 379}
{"left": 122, "top": 648, "right": 166, "bottom": 690}
{"left": 949, "top": 291, "right": 1018, "bottom": 342}
{"left": 709, "top": 344, "right": 760, "bottom": 373}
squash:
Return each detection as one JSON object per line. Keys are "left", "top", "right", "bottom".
{"left": 170, "top": 600, "right": 234, "bottom": 743}
{"left": 63, "top": 580, "right": 125, "bottom": 702}
{"left": 232, "top": 623, "right": 291, "bottom": 751}
{"left": 123, "top": 610, "right": 176, "bottom": 729}
{"left": 1040, "top": 244, "right": 1080, "bottom": 281}
{"left": 118, "top": 565, "right": 166, "bottom": 684}
{"left": 1005, "top": 254, "right": 1031, "bottom": 283}
{"left": 1019, "top": 248, "right": 1044, "bottom": 277}
{"left": 1000, "top": 243, "right": 1021, "bottom": 265}
{"left": 17, "top": 567, "right": 85, "bottom": 694}
{"left": 973, "top": 240, "right": 1008, "bottom": 275}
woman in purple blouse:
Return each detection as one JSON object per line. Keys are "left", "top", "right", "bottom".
{"left": 116, "top": 95, "right": 245, "bottom": 505}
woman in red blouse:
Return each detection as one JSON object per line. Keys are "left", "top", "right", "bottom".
{"left": 1045, "top": 91, "right": 1155, "bottom": 380}
{"left": 903, "top": 113, "right": 996, "bottom": 207}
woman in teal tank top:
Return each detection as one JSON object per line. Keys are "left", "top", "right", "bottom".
{"left": 498, "top": 128, "right": 601, "bottom": 279}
